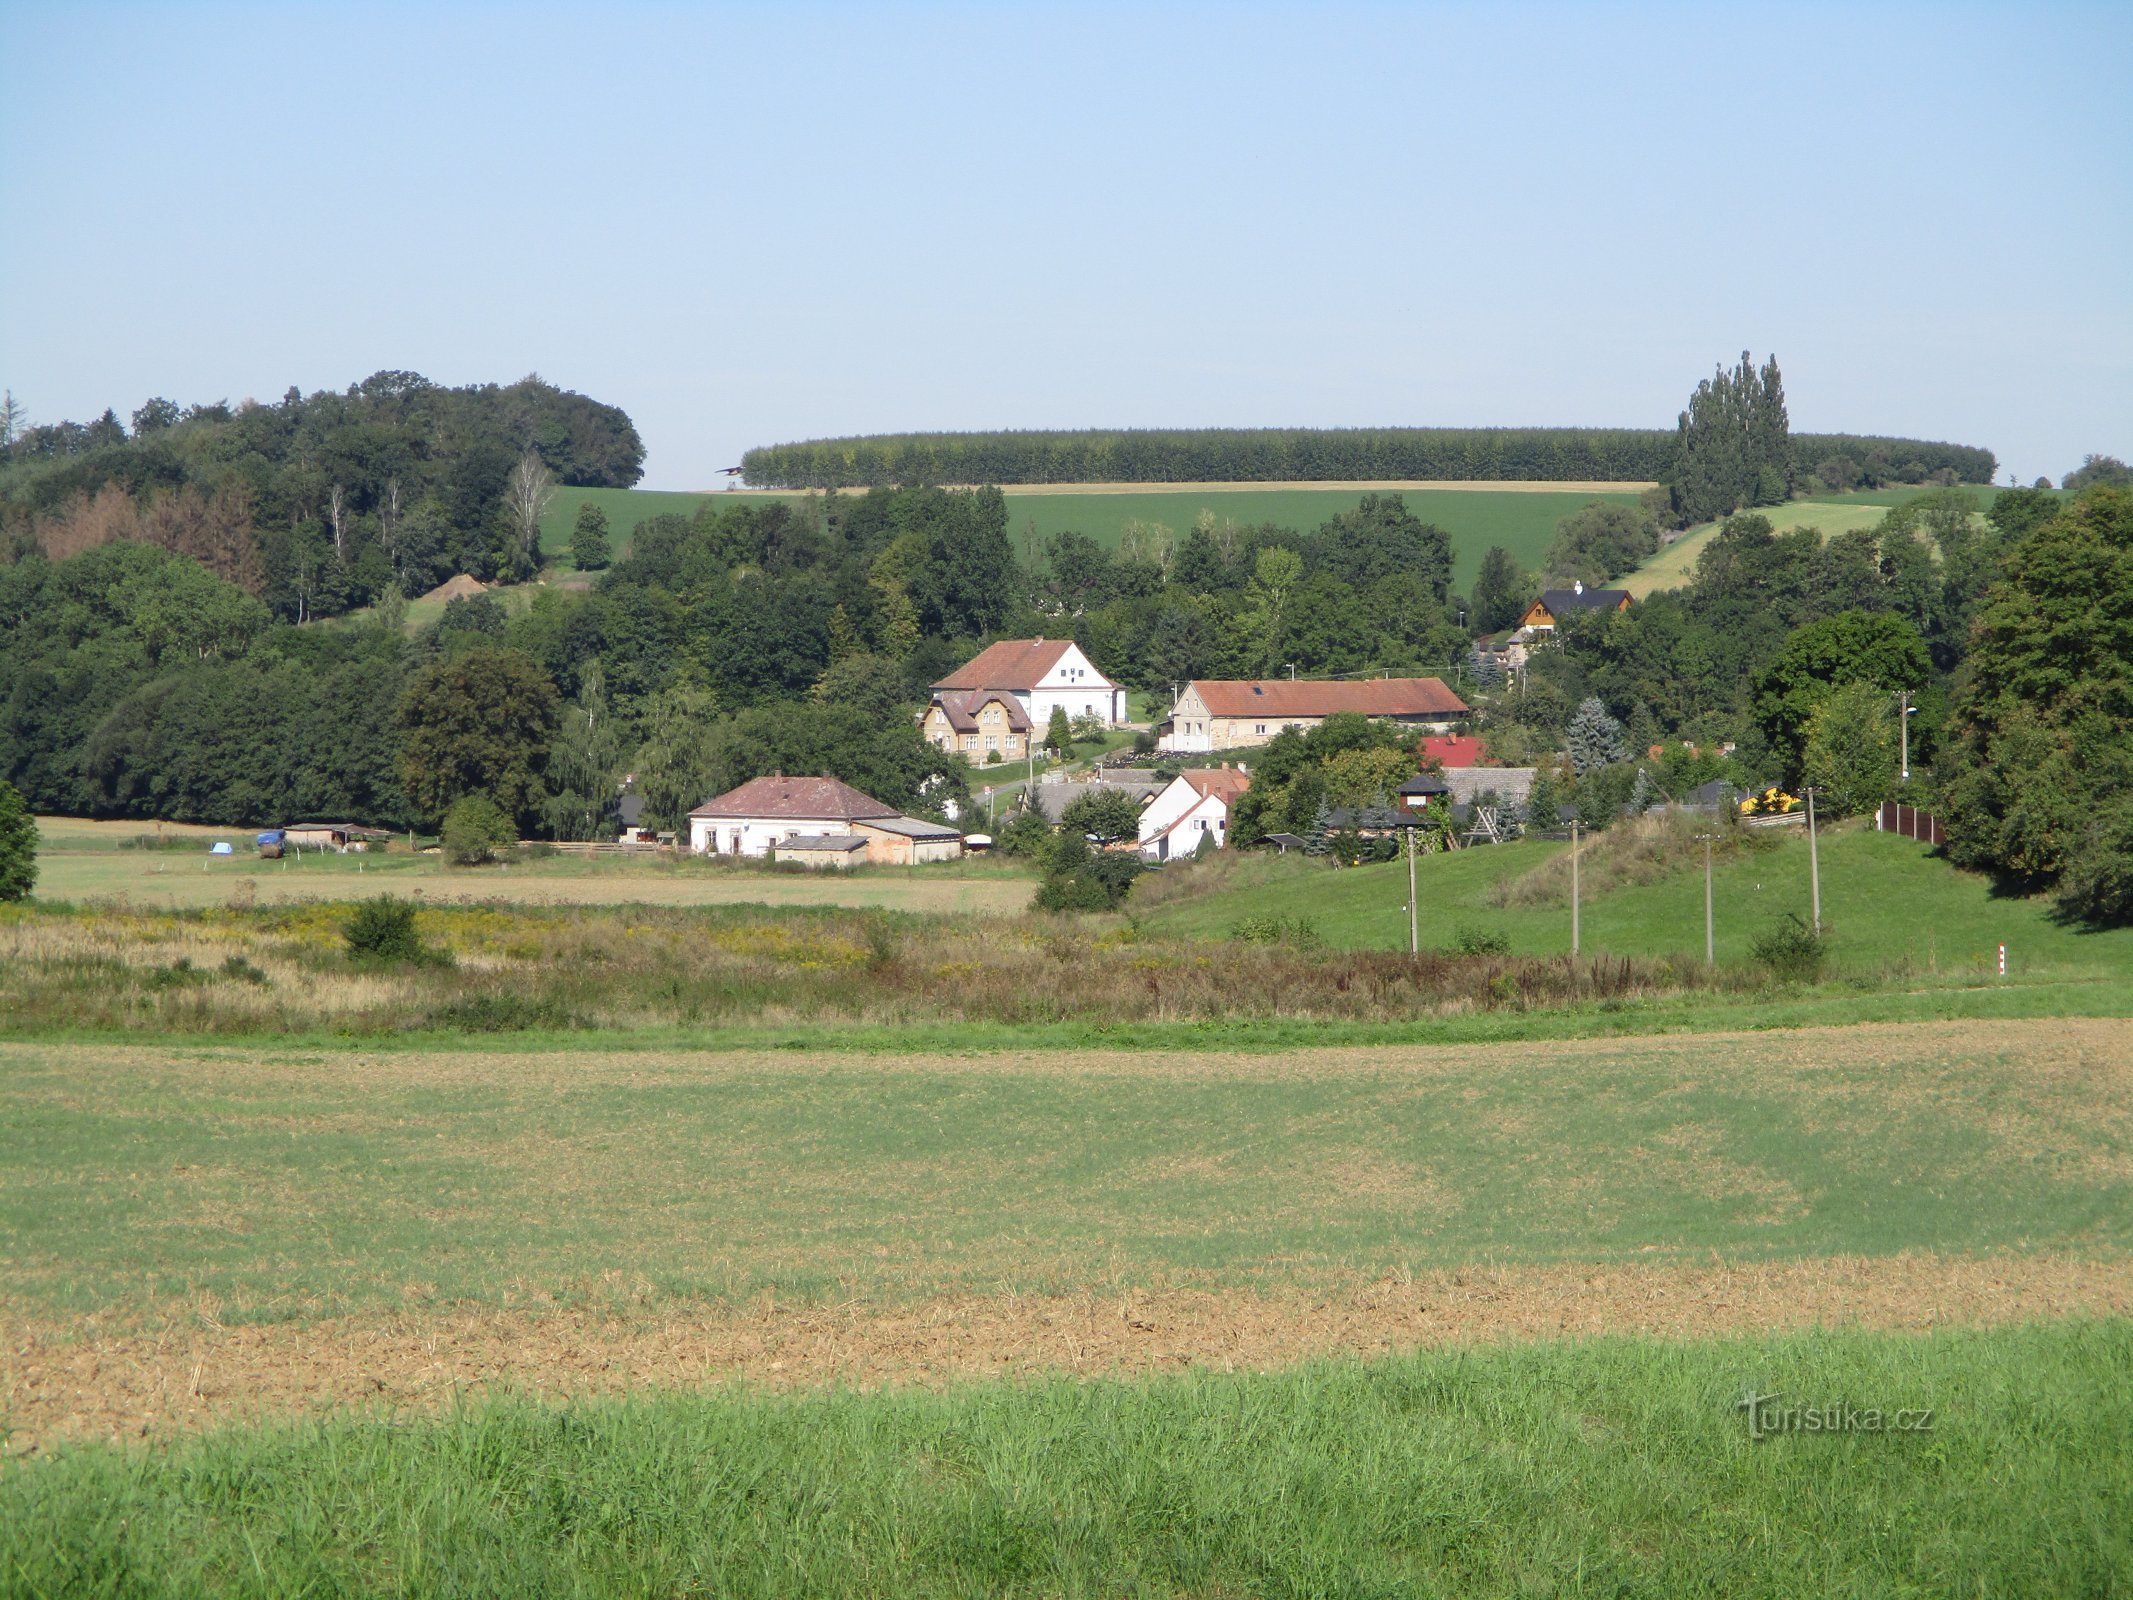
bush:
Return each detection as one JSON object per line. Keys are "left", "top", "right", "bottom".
{"left": 442, "top": 795, "right": 516, "bottom": 865}
{"left": 343, "top": 897, "right": 428, "bottom": 963}
{"left": 1231, "top": 914, "right": 1320, "bottom": 948}
{"left": 0, "top": 779, "right": 37, "bottom": 902}
{"left": 995, "top": 809, "right": 1053, "bottom": 857}
{"left": 1749, "top": 914, "right": 1826, "bottom": 983}
{"left": 1447, "top": 925, "right": 1511, "bottom": 957}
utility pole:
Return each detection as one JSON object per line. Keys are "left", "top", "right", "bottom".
{"left": 1570, "top": 818, "right": 1581, "bottom": 958}
{"left": 1406, "top": 821, "right": 1419, "bottom": 956}
{"left": 1695, "top": 832, "right": 1715, "bottom": 966}
{"left": 1898, "top": 690, "right": 1917, "bottom": 782}
{"left": 1806, "top": 786, "right": 1821, "bottom": 935}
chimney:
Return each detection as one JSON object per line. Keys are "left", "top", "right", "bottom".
{"left": 772, "top": 769, "right": 784, "bottom": 779}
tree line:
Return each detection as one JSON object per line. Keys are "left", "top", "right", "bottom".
{"left": 0, "top": 372, "right": 644, "bottom": 625}
{"left": 741, "top": 425, "right": 1994, "bottom": 498}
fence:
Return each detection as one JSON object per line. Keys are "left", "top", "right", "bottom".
{"left": 1875, "top": 802, "right": 1945, "bottom": 845}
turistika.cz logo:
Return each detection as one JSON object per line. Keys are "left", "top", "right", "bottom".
{"left": 1736, "top": 1390, "right": 1936, "bottom": 1441}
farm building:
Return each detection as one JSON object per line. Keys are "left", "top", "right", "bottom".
{"left": 774, "top": 835, "right": 870, "bottom": 870}
{"left": 927, "top": 638, "right": 1126, "bottom": 752}
{"left": 686, "top": 774, "right": 963, "bottom": 864}
{"left": 282, "top": 822, "right": 394, "bottom": 852}
{"left": 1159, "top": 677, "right": 1468, "bottom": 753}
{"left": 1027, "top": 775, "right": 1166, "bottom": 825}
{"left": 1137, "top": 765, "right": 1250, "bottom": 860}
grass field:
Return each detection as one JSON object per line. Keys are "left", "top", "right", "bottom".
{"left": 27, "top": 816, "right": 1035, "bottom": 916}
{"left": 1138, "top": 824, "right": 2133, "bottom": 981}
{"left": 1619, "top": 485, "right": 2013, "bottom": 598}
{"left": 540, "top": 483, "right": 1646, "bottom": 592}
{"left": 5, "top": 1322, "right": 2126, "bottom": 1596}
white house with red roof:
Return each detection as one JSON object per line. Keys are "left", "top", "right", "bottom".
{"left": 1160, "top": 677, "right": 1469, "bottom": 754}
{"left": 926, "top": 638, "right": 1125, "bottom": 755}
{"left": 1137, "top": 764, "right": 1251, "bottom": 860}
{"left": 687, "top": 773, "right": 901, "bottom": 858}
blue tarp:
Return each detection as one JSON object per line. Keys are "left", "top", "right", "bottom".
{"left": 209, "top": 842, "right": 234, "bottom": 856}
{"left": 256, "top": 831, "right": 284, "bottom": 845}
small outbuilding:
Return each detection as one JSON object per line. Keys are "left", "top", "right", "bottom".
{"left": 775, "top": 835, "right": 871, "bottom": 870}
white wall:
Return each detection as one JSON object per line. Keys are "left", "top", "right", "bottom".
{"left": 688, "top": 817, "right": 842, "bottom": 857}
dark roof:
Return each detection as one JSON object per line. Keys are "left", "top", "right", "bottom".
{"left": 857, "top": 815, "right": 964, "bottom": 840}
{"left": 1030, "top": 779, "right": 1164, "bottom": 823}
{"left": 1323, "top": 807, "right": 1432, "bottom": 830}
{"left": 1188, "top": 677, "right": 1468, "bottom": 719}
{"left": 1397, "top": 772, "right": 1450, "bottom": 796}
{"left": 1260, "top": 832, "right": 1309, "bottom": 849}
{"left": 616, "top": 791, "right": 645, "bottom": 827}
{"left": 690, "top": 775, "right": 899, "bottom": 821}
{"left": 929, "top": 688, "right": 1033, "bottom": 733}
{"left": 777, "top": 834, "right": 869, "bottom": 852}
{"left": 935, "top": 638, "right": 1111, "bottom": 692}
{"left": 1533, "top": 586, "right": 1630, "bottom": 618}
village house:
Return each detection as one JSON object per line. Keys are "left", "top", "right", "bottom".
{"left": 1159, "top": 677, "right": 1469, "bottom": 754}
{"left": 925, "top": 638, "right": 1126, "bottom": 758}
{"left": 1137, "top": 765, "right": 1250, "bottom": 860}
{"left": 687, "top": 774, "right": 963, "bottom": 864}
{"left": 920, "top": 689, "right": 1032, "bottom": 762}
{"left": 1517, "top": 582, "right": 1632, "bottom": 637}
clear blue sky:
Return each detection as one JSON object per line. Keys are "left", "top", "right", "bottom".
{"left": 2, "top": 2, "right": 2127, "bottom": 488}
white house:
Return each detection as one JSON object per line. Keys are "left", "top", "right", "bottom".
{"left": 1137, "top": 765, "right": 1251, "bottom": 860}
{"left": 1159, "top": 677, "right": 1469, "bottom": 754}
{"left": 928, "top": 638, "right": 1125, "bottom": 746}
{"left": 687, "top": 773, "right": 899, "bottom": 857}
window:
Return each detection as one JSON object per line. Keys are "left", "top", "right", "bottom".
{"left": 986, "top": 735, "right": 998, "bottom": 750}
{"left": 964, "top": 736, "right": 978, "bottom": 751}
{"left": 1255, "top": 724, "right": 1266, "bottom": 735}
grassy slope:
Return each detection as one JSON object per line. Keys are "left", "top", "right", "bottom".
{"left": 6, "top": 1017, "right": 2128, "bottom": 1319}
{"left": 1139, "top": 826, "right": 2133, "bottom": 980}
{"left": 1619, "top": 485, "right": 2016, "bottom": 598}
{"left": 6, "top": 1324, "right": 2127, "bottom": 1596}
{"left": 539, "top": 484, "right": 1642, "bottom": 592}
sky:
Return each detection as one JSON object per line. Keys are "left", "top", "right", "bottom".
{"left": 2, "top": 1, "right": 2128, "bottom": 489}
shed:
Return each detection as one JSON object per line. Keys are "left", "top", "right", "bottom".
{"left": 775, "top": 834, "right": 870, "bottom": 870}
{"left": 852, "top": 815, "right": 966, "bottom": 865}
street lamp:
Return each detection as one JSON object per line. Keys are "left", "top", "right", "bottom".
{"left": 1898, "top": 690, "right": 1920, "bottom": 782}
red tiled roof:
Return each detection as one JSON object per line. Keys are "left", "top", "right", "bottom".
{"left": 1189, "top": 677, "right": 1469, "bottom": 719}
{"left": 689, "top": 775, "right": 899, "bottom": 820}
{"left": 1181, "top": 768, "right": 1252, "bottom": 803}
{"left": 1419, "top": 736, "right": 1491, "bottom": 768}
{"left": 928, "top": 688, "right": 1033, "bottom": 733}
{"left": 935, "top": 638, "right": 1101, "bottom": 691}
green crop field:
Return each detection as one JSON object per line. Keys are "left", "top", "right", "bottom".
{"left": 539, "top": 482, "right": 1643, "bottom": 592}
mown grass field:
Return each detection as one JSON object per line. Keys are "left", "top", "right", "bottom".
{"left": 1139, "top": 824, "right": 2133, "bottom": 983}
{"left": 6, "top": 1323, "right": 2126, "bottom": 1597}
{"left": 6, "top": 1019, "right": 2127, "bottom": 1327}
{"left": 540, "top": 483, "right": 1646, "bottom": 592}
{"left": 27, "top": 816, "right": 1035, "bottom": 916}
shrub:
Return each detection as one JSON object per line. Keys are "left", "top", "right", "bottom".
{"left": 995, "top": 809, "right": 1053, "bottom": 857}
{"left": 344, "top": 896, "right": 428, "bottom": 963}
{"left": 0, "top": 780, "right": 37, "bottom": 902}
{"left": 1749, "top": 914, "right": 1826, "bottom": 983}
{"left": 1231, "top": 914, "right": 1320, "bottom": 948}
{"left": 442, "top": 795, "right": 516, "bottom": 865}
{"left": 1447, "top": 925, "right": 1511, "bottom": 957}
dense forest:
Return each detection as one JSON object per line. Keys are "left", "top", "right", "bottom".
{"left": 0, "top": 373, "right": 644, "bottom": 624}
{"left": 740, "top": 425, "right": 1997, "bottom": 499}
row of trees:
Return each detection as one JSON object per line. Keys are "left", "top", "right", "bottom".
{"left": 742, "top": 422, "right": 1987, "bottom": 499}
{"left": 0, "top": 372, "right": 644, "bottom": 624}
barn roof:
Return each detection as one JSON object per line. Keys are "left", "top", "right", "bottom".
{"left": 1187, "top": 677, "right": 1469, "bottom": 719}
{"left": 1531, "top": 586, "right": 1630, "bottom": 618}
{"left": 689, "top": 775, "right": 899, "bottom": 821}
{"left": 935, "top": 638, "right": 1116, "bottom": 692}
{"left": 1178, "top": 767, "right": 1252, "bottom": 803}
{"left": 1419, "top": 735, "right": 1491, "bottom": 768}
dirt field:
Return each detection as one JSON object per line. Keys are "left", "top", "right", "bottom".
{"left": 6, "top": 1017, "right": 2128, "bottom": 1449}
{"left": 9, "top": 1253, "right": 2124, "bottom": 1451}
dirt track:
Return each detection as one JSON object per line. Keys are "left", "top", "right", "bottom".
{"left": 9, "top": 1253, "right": 2128, "bottom": 1452}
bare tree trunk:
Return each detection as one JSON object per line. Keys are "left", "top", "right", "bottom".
{"left": 328, "top": 484, "right": 347, "bottom": 558}
{"left": 503, "top": 452, "right": 556, "bottom": 575}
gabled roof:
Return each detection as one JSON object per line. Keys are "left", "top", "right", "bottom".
{"left": 689, "top": 775, "right": 899, "bottom": 821}
{"left": 935, "top": 638, "right": 1110, "bottom": 692}
{"left": 1419, "top": 735, "right": 1490, "bottom": 768}
{"left": 928, "top": 687, "right": 1033, "bottom": 733}
{"left": 1186, "top": 677, "right": 1469, "bottom": 719}
{"left": 1179, "top": 768, "right": 1251, "bottom": 803}
{"left": 1397, "top": 772, "right": 1450, "bottom": 796}
{"left": 1530, "top": 586, "right": 1630, "bottom": 619}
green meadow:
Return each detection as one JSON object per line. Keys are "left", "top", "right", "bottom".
{"left": 6, "top": 1323, "right": 2126, "bottom": 1597}
{"left": 539, "top": 483, "right": 1645, "bottom": 592}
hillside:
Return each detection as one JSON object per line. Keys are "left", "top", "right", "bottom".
{"left": 1136, "top": 825, "right": 2133, "bottom": 982}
